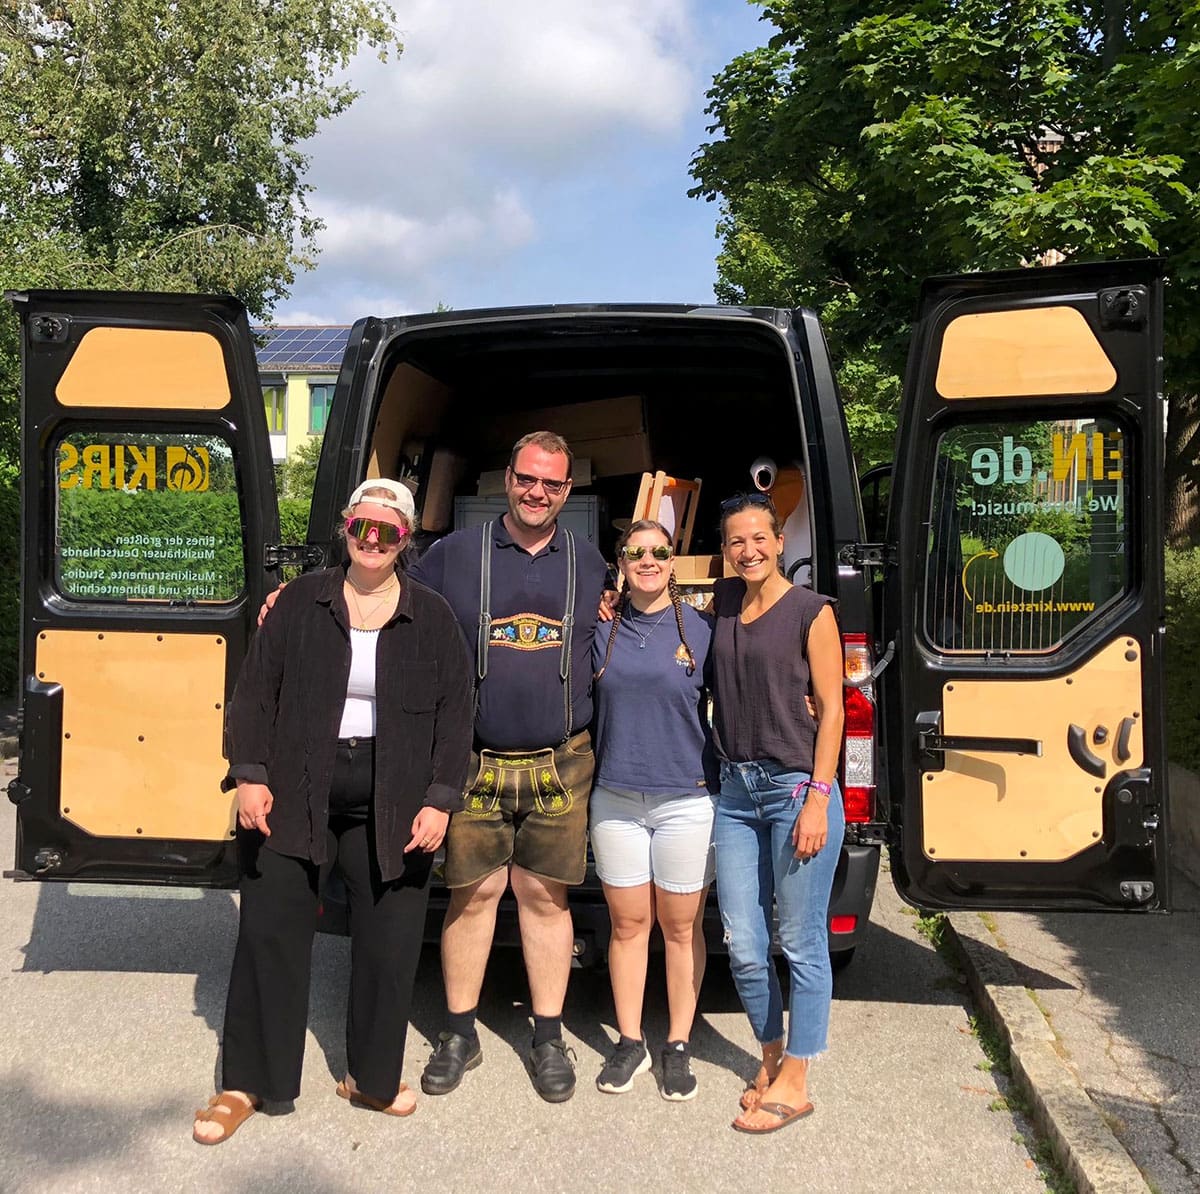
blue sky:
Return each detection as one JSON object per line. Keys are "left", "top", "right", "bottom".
{"left": 278, "top": 1, "right": 772, "bottom": 323}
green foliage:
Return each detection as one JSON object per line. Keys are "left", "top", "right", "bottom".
{"left": 279, "top": 497, "right": 313, "bottom": 546}
{"left": 279, "top": 436, "right": 325, "bottom": 501}
{"left": 1165, "top": 547, "right": 1200, "bottom": 771}
{"left": 692, "top": 0, "right": 1200, "bottom": 509}
{"left": 0, "top": 0, "right": 399, "bottom": 693}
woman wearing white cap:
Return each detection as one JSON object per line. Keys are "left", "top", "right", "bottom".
{"left": 193, "top": 480, "right": 473, "bottom": 1144}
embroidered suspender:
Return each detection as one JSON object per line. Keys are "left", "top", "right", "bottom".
{"left": 476, "top": 521, "right": 577, "bottom": 744}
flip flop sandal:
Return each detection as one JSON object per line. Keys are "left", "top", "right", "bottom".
{"left": 731, "top": 1100, "right": 815, "bottom": 1134}
{"left": 740, "top": 1080, "right": 769, "bottom": 1112}
{"left": 192, "top": 1092, "right": 262, "bottom": 1145}
{"left": 336, "top": 1078, "right": 417, "bottom": 1117}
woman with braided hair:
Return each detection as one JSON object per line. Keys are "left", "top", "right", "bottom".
{"left": 589, "top": 519, "right": 717, "bottom": 1102}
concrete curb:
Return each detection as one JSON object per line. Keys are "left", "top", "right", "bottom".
{"left": 946, "top": 911, "right": 1150, "bottom": 1194}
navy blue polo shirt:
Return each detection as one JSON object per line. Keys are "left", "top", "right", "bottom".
{"left": 408, "top": 518, "right": 607, "bottom": 751}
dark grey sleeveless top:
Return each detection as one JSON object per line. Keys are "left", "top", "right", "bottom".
{"left": 709, "top": 578, "right": 835, "bottom": 771}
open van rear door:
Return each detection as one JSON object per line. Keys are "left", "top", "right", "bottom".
{"left": 7, "top": 291, "right": 278, "bottom": 886}
{"left": 879, "top": 260, "right": 1169, "bottom": 911}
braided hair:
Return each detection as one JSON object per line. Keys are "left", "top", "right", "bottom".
{"left": 595, "top": 519, "right": 696, "bottom": 682}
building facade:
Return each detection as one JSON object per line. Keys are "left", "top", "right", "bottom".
{"left": 254, "top": 326, "right": 351, "bottom": 463}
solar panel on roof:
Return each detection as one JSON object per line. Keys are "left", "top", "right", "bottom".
{"left": 252, "top": 326, "right": 350, "bottom": 370}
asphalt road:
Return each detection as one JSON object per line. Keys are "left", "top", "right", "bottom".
{"left": 0, "top": 765, "right": 1050, "bottom": 1194}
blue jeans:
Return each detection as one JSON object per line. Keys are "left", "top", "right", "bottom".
{"left": 714, "top": 760, "right": 845, "bottom": 1060}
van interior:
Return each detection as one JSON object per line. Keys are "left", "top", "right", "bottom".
{"left": 361, "top": 312, "right": 815, "bottom": 590}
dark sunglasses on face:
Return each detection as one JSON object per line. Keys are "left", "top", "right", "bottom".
{"left": 509, "top": 470, "right": 570, "bottom": 496}
{"left": 719, "top": 491, "right": 775, "bottom": 514}
{"left": 619, "top": 544, "right": 673, "bottom": 561}
{"left": 345, "top": 516, "right": 407, "bottom": 546}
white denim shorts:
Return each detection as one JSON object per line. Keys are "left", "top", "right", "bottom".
{"left": 589, "top": 783, "right": 716, "bottom": 894}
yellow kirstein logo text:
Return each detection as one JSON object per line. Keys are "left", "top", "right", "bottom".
{"left": 58, "top": 443, "right": 210, "bottom": 491}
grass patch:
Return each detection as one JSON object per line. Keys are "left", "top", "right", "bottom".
{"left": 915, "top": 911, "right": 948, "bottom": 950}
{"left": 968, "top": 1014, "right": 1076, "bottom": 1194}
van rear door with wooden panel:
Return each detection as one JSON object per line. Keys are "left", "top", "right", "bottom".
{"left": 880, "top": 260, "right": 1169, "bottom": 911}
{"left": 8, "top": 291, "right": 278, "bottom": 885}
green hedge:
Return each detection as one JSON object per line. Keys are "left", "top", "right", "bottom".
{"left": 1166, "top": 547, "right": 1200, "bottom": 773}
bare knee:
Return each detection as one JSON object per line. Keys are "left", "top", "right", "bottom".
{"left": 656, "top": 890, "right": 705, "bottom": 947}
{"left": 510, "top": 866, "right": 568, "bottom": 916}
{"left": 447, "top": 867, "right": 508, "bottom": 920}
{"left": 611, "top": 908, "right": 653, "bottom": 942}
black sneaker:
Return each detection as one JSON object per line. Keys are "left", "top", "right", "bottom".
{"left": 660, "top": 1040, "right": 698, "bottom": 1101}
{"left": 420, "top": 1031, "right": 482, "bottom": 1095}
{"left": 596, "top": 1037, "right": 651, "bottom": 1094}
{"left": 527, "top": 1038, "right": 577, "bottom": 1103}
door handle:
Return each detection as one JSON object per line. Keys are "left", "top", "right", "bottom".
{"left": 916, "top": 711, "right": 1043, "bottom": 757}
{"left": 1116, "top": 717, "right": 1137, "bottom": 764}
{"left": 1067, "top": 724, "right": 1107, "bottom": 777}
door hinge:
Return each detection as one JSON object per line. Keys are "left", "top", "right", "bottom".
{"left": 1119, "top": 880, "right": 1154, "bottom": 903}
{"left": 264, "top": 544, "right": 327, "bottom": 569}
{"left": 839, "top": 542, "right": 896, "bottom": 568}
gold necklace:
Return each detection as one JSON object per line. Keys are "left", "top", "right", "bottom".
{"left": 346, "top": 573, "right": 398, "bottom": 596}
{"left": 345, "top": 579, "right": 398, "bottom": 628}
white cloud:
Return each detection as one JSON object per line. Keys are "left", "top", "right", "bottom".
{"left": 285, "top": 0, "right": 702, "bottom": 319}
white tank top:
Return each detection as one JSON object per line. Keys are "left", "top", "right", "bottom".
{"left": 338, "top": 627, "right": 379, "bottom": 738}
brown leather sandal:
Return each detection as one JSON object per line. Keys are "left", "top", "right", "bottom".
{"left": 740, "top": 1077, "right": 770, "bottom": 1112}
{"left": 335, "top": 1078, "right": 416, "bottom": 1117}
{"left": 192, "top": 1092, "right": 262, "bottom": 1145}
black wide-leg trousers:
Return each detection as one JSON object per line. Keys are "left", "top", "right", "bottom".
{"left": 220, "top": 763, "right": 431, "bottom": 1103}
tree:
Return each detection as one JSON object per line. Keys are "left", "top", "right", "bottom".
{"left": 691, "top": 0, "right": 1200, "bottom": 528}
{"left": 280, "top": 435, "right": 325, "bottom": 502}
{"left": 0, "top": 0, "right": 399, "bottom": 691}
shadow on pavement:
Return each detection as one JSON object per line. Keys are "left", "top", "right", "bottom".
{"left": 981, "top": 863, "right": 1200, "bottom": 1193}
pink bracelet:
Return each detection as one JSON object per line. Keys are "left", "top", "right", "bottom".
{"left": 791, "top": 778, "right": 833, "bottom": 800}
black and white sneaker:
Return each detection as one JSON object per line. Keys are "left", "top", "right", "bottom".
{"left": 660, "top": 1040, "right": 698, "bottom": 1101}
{"left": 596, "top": 1037, "right": 651, "bottom": 1094}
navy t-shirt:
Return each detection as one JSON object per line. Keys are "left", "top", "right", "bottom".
{"left": 408, "top": 519, "right": 607, "bottom": 751}
{"left": 592, "top": 602, "right": 717, "bottom": 797}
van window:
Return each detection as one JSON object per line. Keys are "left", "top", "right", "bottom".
{"left": 924, "top": 416, "right": 1128, "bottom": 653}
{"left": 55, "top": 430, "right": 246, "bottom": 603}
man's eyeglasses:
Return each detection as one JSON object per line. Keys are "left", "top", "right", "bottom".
{"left": 345, "top": 516, "right": 407, "bottom": 546}
{"left": 619, "top": 544, "right": 673, "bottom": 562}
{"left": 719, "top": 492, "right": 775, "bottom": 514}
{"left": 509, "top": 470, "right": 570, "bottom": 497}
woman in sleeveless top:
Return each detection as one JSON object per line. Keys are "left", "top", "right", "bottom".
{"left": 709, "top": 493, "right": 845, "bottom": 1133}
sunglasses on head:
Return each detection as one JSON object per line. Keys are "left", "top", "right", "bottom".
{"left": 619, "top": 544, "right": 672, "bottom": 561}
{"left": 345, "top": 516, "right": 407, "bottom": 546}
{"left": 719, "top": 492, "right": 775, "bottom": 514}
{"left": 509, "top": 470, "right": 570, "bottom": 496}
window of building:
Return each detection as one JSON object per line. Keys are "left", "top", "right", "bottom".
{"left": 263, "top": 384, "right": 286, "bottom": 433}
{"left": 309, "top": 383, "right": 335, "bottom": 434}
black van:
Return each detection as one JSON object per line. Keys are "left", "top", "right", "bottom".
{"left": 6, "top": 258, "right": 1171, "bottom": 966}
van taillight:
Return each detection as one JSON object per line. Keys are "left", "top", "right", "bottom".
{"left": 841, "top": 634, "right": 875, "bottom": 823}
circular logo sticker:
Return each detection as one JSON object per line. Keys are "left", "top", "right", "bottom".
{"left": 1002, "top": 532, "right": 1065, "bottom": 592}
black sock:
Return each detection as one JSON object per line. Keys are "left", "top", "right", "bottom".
{"left": 446, "top": 1007, "right": 478, "bottom": 1042}
{"left": 532, "top": 1014, "right": 562, "bottom": 1047}
{"left": 619, "top": 1034, "right": 644, "bottom": 1049}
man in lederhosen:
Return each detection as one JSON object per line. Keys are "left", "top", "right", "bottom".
{"left": 410, "top": 431, "right": 607, "bottom": 1103}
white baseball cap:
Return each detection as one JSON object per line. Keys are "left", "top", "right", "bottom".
{"left": 346, "top": 477, "right": 415, "bottom": 520}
